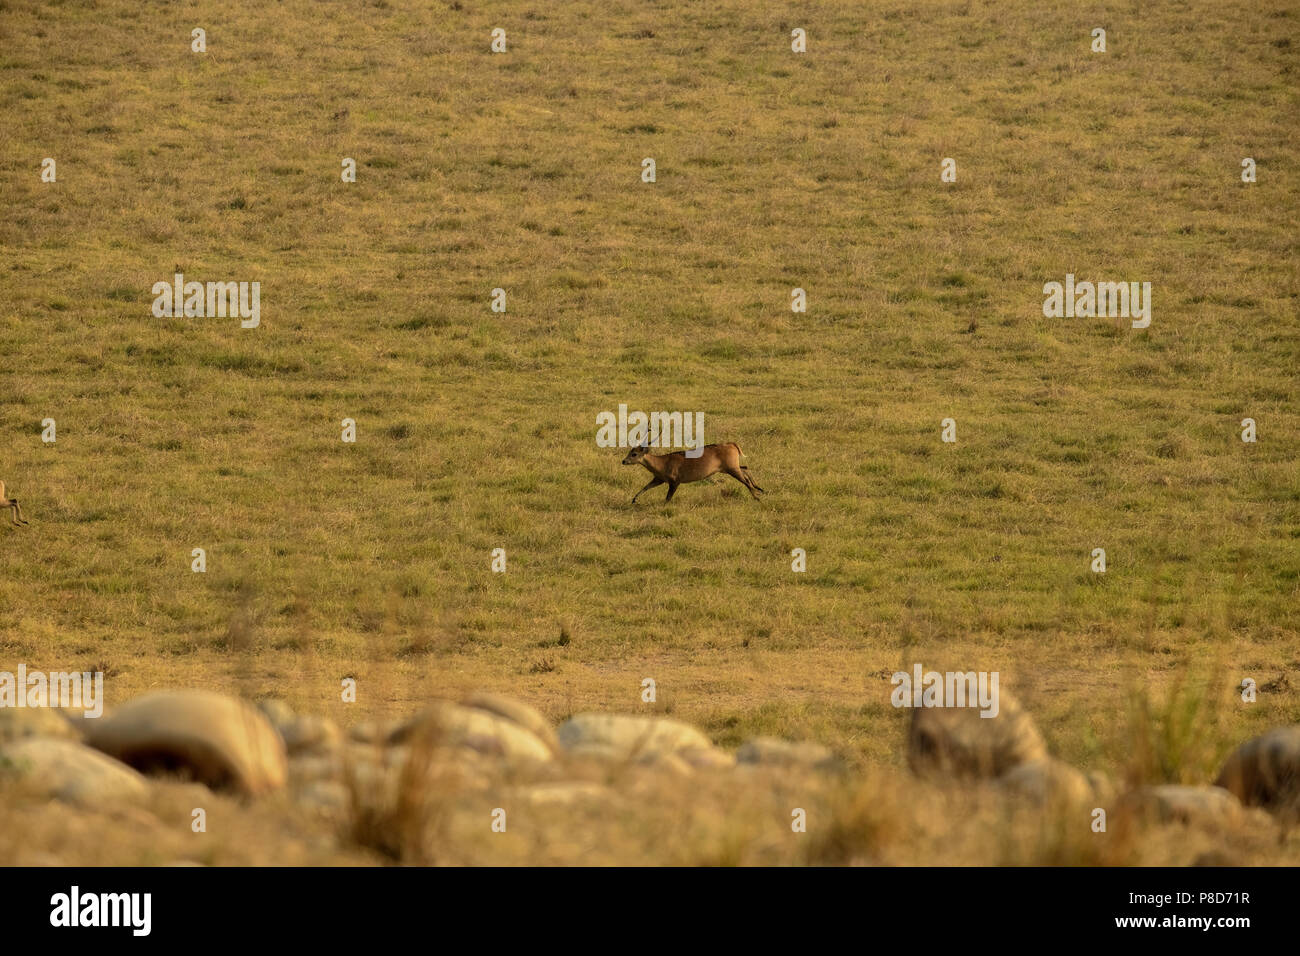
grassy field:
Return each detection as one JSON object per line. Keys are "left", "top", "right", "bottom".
{"left": 1, "top": 0, "right": 1297, "bottom": 802}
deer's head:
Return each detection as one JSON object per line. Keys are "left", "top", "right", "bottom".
{"left": 621, "top": 443, "right": 650, "bottom": 465}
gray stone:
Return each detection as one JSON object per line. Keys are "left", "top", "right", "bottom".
{"left": 295, "top": 780, "right": 351, "bottom": 815}
{"left": 389, "top": 701, "right": 553, "bottom": 765}
{"left": 0, "top": 707, "right": 80, "bottom": 743}
{"left": 1, "top": 738, "right": 149, "bottom": 806}
{"left": 1000, "top": 758, "right": 1094, "bottom": 806}
{"left": 556, "top": 713, "right": 712, "bottom": 760}
{"left": 908, "top": 690, "right": 1047, "bottom": 779}
{"left": 1121, "top": 785, "right": 1243, "bottom": 826}
{"left": 1215, "top": 726, "right": 1300, "bottom": 815}
{"left": 462, "top": 692, "right": 559, "bottom": 754}
{"left": 256, "top": 698, "right": 294, "bottom": 731}
{"left": 280, "top": 715, "right": 343, "bottom": 756}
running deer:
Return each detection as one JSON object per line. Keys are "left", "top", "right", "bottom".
{"left": 622, "top": 442, "right": 765, "bottom": 503}
{"left": 1, "top": 481, "right": 29, "bottom": 526}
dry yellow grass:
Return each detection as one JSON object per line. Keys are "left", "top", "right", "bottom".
{"left": 0, "top": 0, "right": 1297, "bottom": 864}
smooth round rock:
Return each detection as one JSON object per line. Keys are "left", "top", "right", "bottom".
{"left": 1, "top": 738, "right": 149, "bottom": 806}
{"left": 85, "top": 690, "right": 288, "bottom": 796}
{"left": 556, "top": 713, "right": 712, "bottom": 759}
{"left": 562, "top": 742, "right": 627, "bottom": 763}
{"left": 462, "top": 692, "right": 559, "bottom": 754}
{"left": 280, "top": 715, "right": 343, "bottom": 756}
{"left": 0, "top": 707, "right": 80, "bottom": 743}
{"left": 999, "top": 758, "right": 1094, "bottom": 806}
{"left": 636, "top": 751, "right": 694, "bottom": 776}
{"left": 256, "top": 698, "right": 294, "bottom": 731}
{"left": 289, "top": 752, "right": 344, "bottom": 785}
{"left": 680, "top": 746, "right": 737, "bottom": 770}
{"left": 1215, "top": 726, "right": 1300, "bottom": 814}
{"left": 348, "top": 721, "right": 389, "bottom": 744}
{"left": 907, "top": 690, "right": 1047, "bottom": 779}
{"left": 1120, "top": 785, "right": 1243, "bottom": 826}
{"left": 295, "top": 780, "right": 351, "bottom": 816}
{"left": 389, "top": 701, "right": 553, "bottom": 764}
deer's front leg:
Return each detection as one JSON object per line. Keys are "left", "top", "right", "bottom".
{"left": 632, "top": 477, "right": 663, "bottom": 503}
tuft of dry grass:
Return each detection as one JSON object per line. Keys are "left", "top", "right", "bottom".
{"left": 1124, "top": 661, "right": 1235, "bottom": 789}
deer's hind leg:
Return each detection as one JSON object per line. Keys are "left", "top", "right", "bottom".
{"left": 724, "top": 466, "right": 763, "bottom": 500}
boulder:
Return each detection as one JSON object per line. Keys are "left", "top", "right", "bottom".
{"left": 279, "top": 715, "right": 343, "bottom": 756}
{"left": 1, "top": 738, "right": 149, "bottom": 806}
{"left": 462, "top": 692, "right": 559, "bottom": 754}
{"left": 85, "top": 690, "right": 288, "bottom": 796}
{"left": 1119, "top": 785, "right": 1243, "bottom": 826}
{"left": 0, "top": 707, "right": 80, "bottom": 743}
{"left": 389, "top": 701, "right": 553, "bottom": 765}
{"left": 256, "top": 698, "right": 294, "bottom": 731}
{"left": 680, "top": 747, "right": 737, "bottom": 770}
{"left": 338, "top": 742, "right": 495, "bottom": 817}
{"left": 556, "top": 713, "right": 712, "bottom": 760}
{"left": 348, "top": 721, "right": 389, "bottom": 744}
{"left": 1215, "top": 726, "right": 1300, "bottom": 815}
{"left": 295, "top": 780, "right": 351, "bottom": 816}
{"left": 562, "top": 742, "right": 628, "bottom": 763}
{"left": 289, "top": 752, "right": 344, "bottom": 786}
{"left": 384, "top": 744, "right": 493, "bottom": 791}
{"left": 59, "top": 709, "right": 107, "bottom": 739}
{"left": 999, "top": 758, "right": 1095, "bottom": 806}
{"left": 907, "top": 690, "right": 1046, "bottom": 779}
{"left": 635, "top": 751, "right": 694, "bottom": 776}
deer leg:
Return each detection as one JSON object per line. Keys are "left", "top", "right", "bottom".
{"left": 725, "top": 467, "right": 763, "bottom": 500}
{"left": 632, "top": 477, "right": 663, "bottom": 503}
{"left": 664, "top": 481, "right": 680, "bottom": 502}
{"left": 740, "top": 468, "right": 765, "bottom": 494}
{"left": 13, "top": 500, "right": 26, "bottom": 525}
